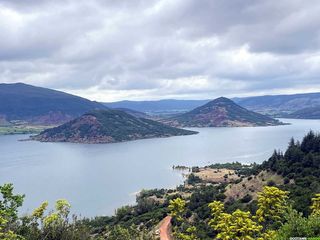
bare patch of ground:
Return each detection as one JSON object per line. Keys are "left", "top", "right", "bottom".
{"left": 193, "top": 168, "right": 240, "bottom": 183}
{"left": 224, "top": 170, "right": 284, "bottom": 202}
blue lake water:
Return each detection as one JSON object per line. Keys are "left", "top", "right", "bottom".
{"left": 0, "top": 118, "right": 319, "bottom": 217}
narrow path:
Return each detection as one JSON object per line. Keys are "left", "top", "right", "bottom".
{"left": 159, "top": 216, "right": 172, "bottom": 240}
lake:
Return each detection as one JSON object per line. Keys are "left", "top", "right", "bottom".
{"left": 0, "top": 118, "right": 319, "bottom": 217}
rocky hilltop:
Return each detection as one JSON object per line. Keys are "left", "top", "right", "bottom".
{"left": 32, "top": 109, "right": 197, "bottom": 143}
{"left": 165, "top": 97, "right": 283, "bottom": 127}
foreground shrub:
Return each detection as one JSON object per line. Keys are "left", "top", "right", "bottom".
{"left": 276, "top": 207, "right": 320, "bottom": 239}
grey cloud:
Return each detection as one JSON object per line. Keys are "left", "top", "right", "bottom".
{"left": 0, "top": 0, "right": 320, "bottom": 101}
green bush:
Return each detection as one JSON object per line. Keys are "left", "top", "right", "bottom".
{"left": 276, "top": 208, "right": 320, "bottom": 239}
{"left": 240, "top": 194, "right": 253, "bottom": 203}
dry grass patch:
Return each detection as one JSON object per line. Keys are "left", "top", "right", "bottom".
{"left": 224, "top": 170, "right": 284, "bottom": 202}
{"left": 193, "top": 168, "right": 240, "bottom": 183}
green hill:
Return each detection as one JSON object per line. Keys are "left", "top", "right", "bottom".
{"left": 166, "top": 97, "right": 283, "bottom": 127}
{"left": 32, "top": 109, "right": 197, "bottom": 143}
{"left": 0, "top": 83, "right": 106, "bottom": 124}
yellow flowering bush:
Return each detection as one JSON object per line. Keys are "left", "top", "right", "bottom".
{"left": 311, "top": 193, "right": 320, "bottom": 216}
{"left": 256, "top": 186, "right": 289, "bottom": 224}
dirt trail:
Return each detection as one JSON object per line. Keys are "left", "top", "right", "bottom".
{"left": 159, "top": 216, "right": 172, "bottom": 240}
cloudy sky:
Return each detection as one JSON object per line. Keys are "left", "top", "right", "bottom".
{"left": 1, "top": 0, "right": 320, "bottom": 101}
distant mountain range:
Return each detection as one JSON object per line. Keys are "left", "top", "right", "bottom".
{"left": 163, "top": 97, "right": 282, "bottom": 127}
{"left": 103, "top": 99, "right": 209, "bottom": 114}
{"left": 0, "top": 83, "right": 106, "bottom": 125}
{"left": 32, "top": 109, "right": 197, "bottom": 143}
{"left": 113, "top": 108, "right": 149, "bottom": 119}
{"left": 287, "top": 106, "right": 320, "bottom": 119}
{"left": 2, "top": 82, "right": 320, "bottom": 127}
{"left": 233, "top": 92, "right": 320, "bottom": 116}
{"left": 104, "top": 92, "right": 320, "bottom": 119}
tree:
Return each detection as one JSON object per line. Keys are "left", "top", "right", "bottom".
{"left": 20, "top": 199, "right": 92, "bottom": 240}
{"left": 174, "top": 226, "right": 198, "bottom": 240}
{"left": 107, "top": 225, "right": 131, "bottom": 240}
{"left": 0, "top": 183, "right": 24, "bottom": 221}
{"left": 209, "top": 201, "right": 264, "bottom": 240}
{"left": 256, "top": 186, "right": 289, "bottom": 225}
{"left": 106, "top": 225, "right": 154, "bottom": 240}
{"left": 275, "top": 207, "right": 320, "bottom": 239}
{"left": 208, "top": 187, "right": 289, "bottom": 240}
{"left": 168, "top": 198, "right": 199, "bottom": 240}
{"left": 0, "top": 183, "right": 25, "bottom": 240}
{"left": 0, "top": 216, "right": 24, "bottom": 240}
{"left": 208, "top": 201, "right": 224, "bottom": 224}
{"left": 168, "top": 198, "right": 186, "bottom": 222}
{"left": 311, "top": 193, "right": 320, "bottom": 216}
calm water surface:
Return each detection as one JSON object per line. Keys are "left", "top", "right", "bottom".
{"left": 0, "top": 118, "right": 319, "bottom": 216}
